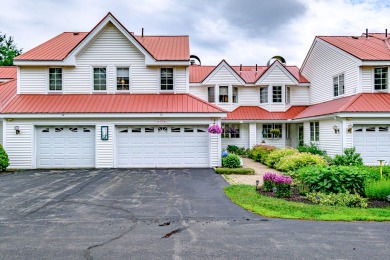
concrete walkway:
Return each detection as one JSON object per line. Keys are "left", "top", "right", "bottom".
{"left": 223, "top": 157, "right": 282, "bottom": 186}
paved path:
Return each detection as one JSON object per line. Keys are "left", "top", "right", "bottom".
{"left": 0, "top": 169, "right": 389, "bottom": 259}
{"left": 224, "top": 157, "right": 282, "bottom": 186}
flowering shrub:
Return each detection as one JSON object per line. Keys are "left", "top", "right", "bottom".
{"left": 265, "top": 148, "right": 298, "bottom": 168}
{"left": 262, "top": 173, "right": 292, "bottom": 197}
{"left": 208, "top": 125, "right": 222, "bottom": 134}
{"left": 306, "top": 191, "right": 368, "bottom": 208}
{"left": 275, "top": 152, "right": 328, "bottom": 172}
{"left": 248, "top": 145, "right": 277, "bottom": 163}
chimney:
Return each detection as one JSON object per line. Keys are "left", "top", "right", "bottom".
{"left": 142, "top": 28, "right": 144, "bottom": 37}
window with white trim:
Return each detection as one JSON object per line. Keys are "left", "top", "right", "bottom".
{"left": 219, "top": 86, "right": 229, "bottom": 103}
{"left": 374, "top": 67, "right": 388, "bottom": 90}
{"left": 222, "top": 124, "right": 240, "bottom": 138}
{"left": 232, "top": 87, "right": 238, "bottom": 103}
{"left": 208, "top": 87, "right": 215, "bottom": 102}
{"left": 49, "top": 68, "right": 62, "bottom": 91}
{"left": 286, "top": 86, "right": 290, "bottom": 104}
{"left": 93, "top": 68, "right": 107, "bottom": 91}
{"left": 260, "top": 87, "right": 268, "bottom": 103}
{"left": 310, "top": 122, "right": 319, "bottom": 142}
{"left": 333, "top": 73, "right": 345, "bottom": 96}
{"left": 262, "top": 124, "right": 282, "bottom": 139}
{"left": 117, "top": 68, "right": 129, "bottom": 91}
{"left": 160, "top": 68, "right": 173, "bottom": 90}
{"left": 272, "top": 86, "right": 282, "bottom": 103}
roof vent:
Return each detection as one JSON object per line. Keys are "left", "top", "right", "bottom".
{"left": 73, "top": 32, "right": 79, "bottom": 36}
{"left": 190, "top": 55, "right": 201, "bottom": 65}
{"left": 267, "top": 56, "right": 286, "bottom": 66}
{"left": 352, "top": 36, "right": 359, "bottom": 39}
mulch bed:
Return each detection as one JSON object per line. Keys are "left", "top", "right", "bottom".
{"left": 257, "top": 186, "right": 390, "bottom": 208}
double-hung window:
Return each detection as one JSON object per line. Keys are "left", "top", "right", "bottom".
{"left": 333, "top": 74, "right": 345, "bottom": 96}
{"left": 208, "top": 87, "right": 215, "bottom": 103}
{"left": 272, "top": 86, "right": 282, "bottom": 103}
{"left": 49, "top": 68, "right": 62, "bottom": 91}
{"left": 374, "top": 67, "right": 388, "bottom": 90}
{"left": 222, "top": 124, "right": 240, "bottom": 138}
{"left": 286, "top": 87, "right": 291, "bottom": 104}
{"left": 94, "top": 68, "right": 107, "bottom": 91}
{"left": 219, "top": 86, "right": 229, "bottom": 103}
{"left": 310, "top": 122, "right": 320, "bottom": 142}
{"left": 117, "top": 68, "right": 130, "bottom": 91}
{"left": 260, "top": 87, "right": 268, "bottom": 103}
{"left": 161, "top": 68, "right": 173, "bottom": 91}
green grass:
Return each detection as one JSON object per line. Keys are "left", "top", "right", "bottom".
{"left": 365, "top": 179, "right": 390, "bottom": 200}
{"left": 224, "top": 185, "right": 390, "bottom": 221}
{"left": 215, "top": 167, "right": 255, "bottom": 175}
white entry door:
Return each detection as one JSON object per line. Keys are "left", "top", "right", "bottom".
{"left": 116, "top": 126, "right": 209, "bottom": 167}
{"left": 353, "top": 125, "right": 390, "bottom": 165}
{"left": 37, "top": 126, "right": 95, "bottom": 168}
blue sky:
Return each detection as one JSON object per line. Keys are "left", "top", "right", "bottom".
{"left": 1, "top": 0, "right": 389, "bottom": 66}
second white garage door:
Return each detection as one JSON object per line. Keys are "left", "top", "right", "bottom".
{"left": 353, "top": 125, "right": 390, "bottom": 165}
{"left": 116, "top": 126, "right": 209, "bottom": 167}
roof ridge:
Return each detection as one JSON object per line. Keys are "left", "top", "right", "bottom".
{"left": 185, "top": 93, "right": 227, "bottom": 113}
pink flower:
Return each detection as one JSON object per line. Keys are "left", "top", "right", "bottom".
{"left": 208, "top": 125, "right": 222, "bottom": 134}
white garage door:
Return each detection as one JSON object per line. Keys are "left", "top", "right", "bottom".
{"left": 353, "top": 125, "right": 390, "bottom": 165}
{"left": 37, "top": 126, "right": 95, "bottom": 168}
{"left": 116, "top": 125, "right": 209, "bottom": 167}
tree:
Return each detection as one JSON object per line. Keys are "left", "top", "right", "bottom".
{"left": 0, "top": 32, "right": 22, "bottom": 66}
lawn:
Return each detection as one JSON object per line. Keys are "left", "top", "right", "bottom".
{"left": 225, "top": 185, "right": 390, "bottom": 221}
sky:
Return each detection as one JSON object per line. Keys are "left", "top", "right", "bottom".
{"left": 1, "top": 0, "right": 389, "bottom": 67}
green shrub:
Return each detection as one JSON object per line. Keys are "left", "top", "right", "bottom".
{"left": 360, "top": 166, "right": 390, "bottom": 181}
{"left": 215, "top": 168, "right": 255, "bottom": 175}
{"left": 333, "top": 147, "right": 363, "bottom": 166}
{"left": 0, "top": 145, "right": 10, "bottom": 171}
{"left": 296, "top": 166, "right": 368, "bottom": 195}
{"left": 227, "top": 145, "right": 249, "bottom": 156}
{"left": 306, "top": 192, "right": 368, "bottom": 208}
{"left": 265, "top": 148, "right": 298, "bottom": 168}
{"left": 275, "top": 152, "right": 328, "bottom": 172}
{"left": 222, "top": 154, "right": 241, "bottom": 168}
{"left": 248, "top": 145, "right": 276, "bottom": 163}
{"left": 297, "top": 143, "right": 327, "bottom": 156}
{"left": 365, "top": 179, "right": 390, "bottom": 200}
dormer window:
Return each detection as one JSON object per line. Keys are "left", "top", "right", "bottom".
{"left": 117, "top": 68, "right": 130, "bottom": 91}
{"left": 374, "top": 67, "right": 388, "bottom": 90}
{"left": 219, "top": 86, "right": 229, "bottom": 103}
{"left": 49, "top": 68, "right": 62, "bottom": 91}
{"left": 333, "top": 73, "right": 344, "bottom": 96}
{"left": 160, "top": 68, "right": 173, "bottom": 91}
{"left": 93, "top": 68, "right": 107, "bottom": 91}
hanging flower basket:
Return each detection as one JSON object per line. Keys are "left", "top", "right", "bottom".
{"left": 208, "top": 124, "right": 222, "bottom": 134}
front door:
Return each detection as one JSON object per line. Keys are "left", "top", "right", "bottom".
{"left": 298, "top": 124, "right": 304, "bottom": 146}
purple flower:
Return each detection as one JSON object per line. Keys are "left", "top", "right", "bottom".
{"left": 263, "top": 172, "right": 277, "bottom": 182}
{"left": 208, "top": 125, "right": 222, "bottom": 134}
{"left": 263, "top": 173, "right": 292, "bottom": 185}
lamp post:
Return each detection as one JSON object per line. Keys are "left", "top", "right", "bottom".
{"left": 378, "top": 160, "right": 385, "bottom": 180}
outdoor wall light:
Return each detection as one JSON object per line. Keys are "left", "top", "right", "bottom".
{"left": 347, "top": 124, "right": 353, "bottom": 133}
{"left": 14, "top": 126, "right": 20, "bottom": 134}
{"left": 333, "top": 125, "right": 340, "bottom": 134}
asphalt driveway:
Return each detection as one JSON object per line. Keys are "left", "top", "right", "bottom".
{"left": 0, "top": 168, "right": 389, "bottom": 259}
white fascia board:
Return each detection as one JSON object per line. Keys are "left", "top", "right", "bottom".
{"left": 145, "top": 60, "right": 190, "bottom": 66}
{"left": 292, "top": 114, "right": 336, "bottom": 122}
{"left": 338, "top": 112, "right": 390, "bottom": 118}
{"left": 0, "top": 112, "right": 227, "bottom": 119}
{"left": 189, "top": 83, "right": 203, "bottom": 87}
{"left": 13, "top": 59, "right": 76, "bottom": 66}
{"left": 202, "top": 61, "right": 245, "bottom": 85}
{"left": 361, "top": 61, "right": 390, "bottom": 66}
{"left": 297, "top": 83, "right": 310, "bottom": 87}
{"left": 222, "top": 119, "right": 289, "bottom": 123}
{"left": 255, "top": 61, "right": 298, "bottom": 85}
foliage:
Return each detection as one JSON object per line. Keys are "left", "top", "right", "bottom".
{"left": 296, "top": 166, "right": 368, "bottom": 195}
{"left": 215, "top": 167, "right": 255, "bottom": 175}
{"left": 222, "top": 154, "right": 241, "bottom": 168}
{"left": 333, "top": 147, "right": 363, "bottom": 166}
{"left": 275, "top": 152, "right": 328, "bottom": 172}
{"left": 262, "top": 172, "right": 277, "bottom": 191}
{"left": 248, "top": 145, "right": 277, "bottom": 164}
{"left": 262, "top": 172, "right": 292, "bottom": 197}
{"left": 365, "top": 179, "right": 390, "bottom": 200}
{"left": 226, "top": 145, "right": 249, "bottom": 156}
{"left": 208, "top": 124, "right": 222, "bottom": 134}
{"left": 265, "top": 148, "right": 298, "bottom": 168}
{"left": 0, "top": 32, "right": 22, "bottom": 66}
{"left": 270, "top": 128, "right": 280, "bottom": 137}
{"left": 297, "top": 143, "right": 327, "bottom": 156}
{"left": 360, "top": 166, "right": 390, "bottom": 181}
{"left": 306, "top": 191, "right": 368, "bottom": 208}
{"left": 224, "top": 185, "right": 390, "bottom": 221}
{"left": 0, "top": 145, "right": 10, "bottom": 171}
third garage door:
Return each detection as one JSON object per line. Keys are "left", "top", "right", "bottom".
{"left": 116, "top": 126, "right": 209, "bottom": 167}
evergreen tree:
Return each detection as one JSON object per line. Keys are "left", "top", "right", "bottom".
{"left": 0, "top": 32, "right": 22, "bottom": 66}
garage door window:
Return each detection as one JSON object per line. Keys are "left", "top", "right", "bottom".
{"left": 158, "top": 127, "right": 168, "bottom": 132}
{"left": 145, "top": 127, "right": 154, "bottom": 133}
{"left": 184, "top": 127, "right": 194, "bottom": 132}
{"left": 366, "top": 127, "right": 375, "bottom": 132}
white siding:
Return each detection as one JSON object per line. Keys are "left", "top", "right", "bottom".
{"left": 301, "top": 40, "right": 359, "bottom": 104}
{"left": 5, "top": 121, "right": 33, "bottom": 169}
{"left": 205, "top": 66, "right": 242, "bottom": 85}
{"left": 63, "top": 66, "right": 91, "bottom": 93}
{"left": 189, "top": 86, "right": 208, "bottom": 101}
{"left": 175, "top": 67, "right": 187, "bottom": 93}
{"left": 361, "top": 67, "right": 373, "bottom": 93}
{"left": 238, "top": 86, "right": 260, "bottom": 105}
{"left": 0, "top": 121, "right": 3, "bottom": 146}
{"left": 19, "top": 67, "right": 47, "bottom": 94}
{"left": 249, "top": 123, "right": 256, "bottom": 148}
{"left": 259, "top": 65, "right": 296, "bottom": 85}
{"left": 222, "top": 123, "right": 249, "bottom": 149}
{"left": 318, "top": 119, "right": 342, "bottom": 156}
{"left": 96, "top": 123, "right": 114, "bottom": 168}
{"left": 290, "top": 86, "right": 310, "bottom": 105}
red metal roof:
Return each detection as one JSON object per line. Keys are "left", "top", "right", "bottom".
{"left": 1, "top": 93, "right": 225, "bottom": 114}
{"left": 318, "top": 34, "right": 390, "bottom": 60}
{"left": 0, "top": 79, "right": 17, "bottom": 110}
{"left": 189, "top": 63, "right": 309, "bottom": 84}
{"left": 134, "top": 36, "right": 189, "bottom": 61}
{"left": 0, "top": 66, "right": 17, "bottom": 79}
{"left": 225, "top": 106, "right": 308, "bottom": 120}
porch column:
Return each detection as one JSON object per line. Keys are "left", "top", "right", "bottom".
{"left": 249, "top": 123, "right": 257, "bottom": 148}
